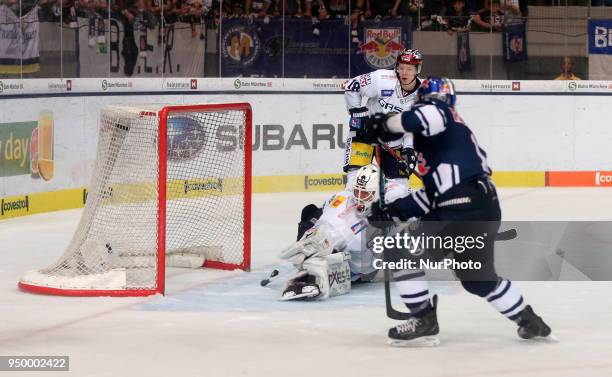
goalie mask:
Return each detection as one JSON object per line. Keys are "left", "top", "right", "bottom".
{"left": 350, "top": 165, "right": 380, "bottom": 215}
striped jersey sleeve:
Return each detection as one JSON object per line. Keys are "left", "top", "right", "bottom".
{"left": 401, "top": 103, "right": 449, "bottom": 137}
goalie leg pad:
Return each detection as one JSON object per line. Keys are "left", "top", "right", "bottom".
{"left": 304, "top": 252, "right": 351, "bottom": 300}
{"left": 280, "top": 252, "right": 352, "bottom": 301}
{"left": 280, "top": 270, "right": 321, "bottom": 301}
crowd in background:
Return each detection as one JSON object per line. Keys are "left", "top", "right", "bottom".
{"left": 0, "top": 0, "right": 600, "bottom": 79}
{"left": 20, "top": 0, "right": 609, "bottom": 35}
{"left": 23, "top": 0, "right": 519, "bottom": 30}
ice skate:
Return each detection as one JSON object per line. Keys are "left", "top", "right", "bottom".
{"left": 517, "top": 305, "right": 556, "bottom": 342}
{"left": 388, "top": 295, "right": 440, "bottom": 347}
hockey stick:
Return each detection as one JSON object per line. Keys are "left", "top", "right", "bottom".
{"left": 496, "top": 228, "right": 517, "bottom": 241}
{"left": 375, "top": 145, "right": 387, "bottom": 209}
{"left": 378, "top": 142, "right": 413, "bottom": 177}
{"left": 384, "top": 269, "right": 412, "bottom": 320}
{"left": 378, "top": 143, "right": 402, "bottom": 166}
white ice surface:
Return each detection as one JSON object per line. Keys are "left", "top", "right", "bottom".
{"left": 1, "top": 188, "right": 612, "bottom": 377}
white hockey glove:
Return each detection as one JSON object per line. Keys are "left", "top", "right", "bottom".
{"left": 279, "top": 224, "right": 334, "bottom": 269}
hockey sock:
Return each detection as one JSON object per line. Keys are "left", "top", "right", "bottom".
{"left": 395, "top": 270, "right": 432, "bottom": 318}
{"left": 486, "top": 278, "right": 526, "bottom": 322}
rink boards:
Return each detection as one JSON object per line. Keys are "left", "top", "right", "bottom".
{"left": 2, "top": 79, "right": 612, "bottom": 219}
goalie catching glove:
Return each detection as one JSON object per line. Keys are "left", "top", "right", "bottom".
{"left": 279, "top": 224, "right": 334, "bottom": 269}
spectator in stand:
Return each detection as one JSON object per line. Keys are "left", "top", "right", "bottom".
{"left": 395, "top": 0, "right": 446, "bottom": 30}
{"left": 386, "top": 0, "right": 417, "bottom": 28}
{"left": 466, "top": 0, "right": 484, "bottom": 13}
{"left": 285, "top": 0, "right": 305, "bottom": 17}
{"left": 402, "top": 0, "right": 424, "bottom": 29}
{"left": 150, "top": 0, "right": 162, "bottom": 20}
{"left": 499, "top": 0, "right": 521, "bottom": 24}
{"left": 160, "top": 0, "right": 181, "bottom": 24}
{"left": 223, "top": 0, "right": 245, "bottom": 18}
{"left": 445, "top": 0, "right": 472, "bottom": 34}
{"left": 304, "top": 0, "right": 365, "bottom": 45}
{"left": 471, "top": 0, "right": 504, "bottom": 32}
{"left": 179, "top": 0, "right": 205, "bottom": 37}
{"left": 554, "top": 56, "right": 582, "bottom": 80}
{"left": 366, "top": 0, "right": 396, "bottom": 19}
{"left": 500, "top": 0, "right": 520, "bottom": 15}
{"left": 304, "top": 0, "right": 364, "bottom": 20}
{"left": 420, "top": 0, "right": 447, "bottom": 30}
{"left": 245, "top": 0, "right": 272, "bottom": 18}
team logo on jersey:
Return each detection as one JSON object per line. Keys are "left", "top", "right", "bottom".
{"left": 380, "top": 89, "right": 394, "bottom": 97}
{"left": 360, "top": 28, "right": 405, "bottom": 69}
{"left": 359, "top": 74, "right": 372, "bottom": 86}
{"left": 222, "top": 26, "right": 261, "bottom": 67}
{"left": 330, "top": 195, "right": 347, "bottom": 208}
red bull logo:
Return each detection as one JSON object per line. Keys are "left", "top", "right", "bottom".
{"left": 360, "top": 28, "right": 404, "bottom": 69}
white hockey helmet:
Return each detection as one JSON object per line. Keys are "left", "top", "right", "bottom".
{"left": 350, "top": 165, "right": 380, "bottom": 214}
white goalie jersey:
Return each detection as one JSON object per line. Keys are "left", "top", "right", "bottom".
{"left": 316, "top": 180, "right": 411, "bottom": 281}
{"left": 317, "top": 190, "right": 375, "bottom": 281}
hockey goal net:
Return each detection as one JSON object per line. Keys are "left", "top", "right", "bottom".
{"left": 18, "top": 103, "right": 251, "bottom": 296}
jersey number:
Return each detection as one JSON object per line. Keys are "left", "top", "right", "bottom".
{"left": 345, "top": 80, "right": 360, "bottom": 92}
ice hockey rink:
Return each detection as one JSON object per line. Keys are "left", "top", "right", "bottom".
{"left": 0, "top": 187, "right": 611, "bottom": 377}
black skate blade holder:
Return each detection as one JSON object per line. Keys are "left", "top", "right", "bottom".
{"left": 384, "top": 228, "right": 518, "bottom": 320}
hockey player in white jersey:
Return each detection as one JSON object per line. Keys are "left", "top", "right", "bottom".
{"left": 279, "top": 165, "right": 410, "bottom": 301}
{"left": 343, "top": 49, "right": 422, "bottom": 202}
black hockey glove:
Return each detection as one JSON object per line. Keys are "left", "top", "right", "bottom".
{"left": 398, "top": 147, "right": 418, "bottom": 177}
{"left": 297, "top": 204, "right": 323, "bottom": 241}
{"left": 360, "top": 113, "right": 404, "bottom": 144}
{"left": 367, "top": 202, "right": 394, "bottom": 229}
{"left": 348, "top": 106, "right": 369, "bottom": 132}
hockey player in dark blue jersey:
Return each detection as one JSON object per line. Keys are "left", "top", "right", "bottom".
{"left": 362, "top": 77, "right": 552, "bottom": 346}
